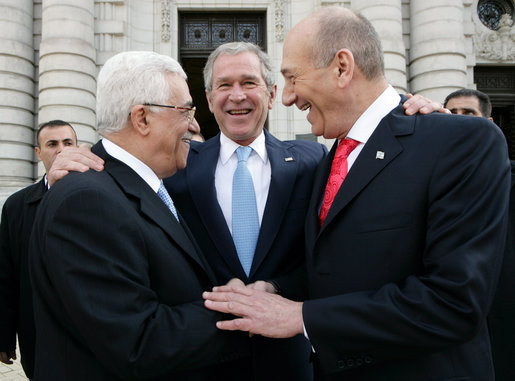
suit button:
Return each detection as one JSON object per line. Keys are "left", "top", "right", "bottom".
{"left": 364, "top": 355, "right": 372, "bottom": 364}
{"left": 336, "top": 360, "right": 346, "bottom": 369}
{"left": 347, "top": 359, "right": 354, "bottom": 368}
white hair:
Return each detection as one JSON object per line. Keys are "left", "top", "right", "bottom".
{"left": 96, "top": 51, "right": 187, "bottom": 134}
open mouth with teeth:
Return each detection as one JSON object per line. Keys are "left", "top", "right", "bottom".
{"left": 300, "top": 103, "right": 311, "bottom": 111}
{"left": 228, "top": 109, "right": 251, "bottom": 115}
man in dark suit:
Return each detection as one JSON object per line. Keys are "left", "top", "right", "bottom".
{"left": 29, "top": 51, "right": 246, "bottom": 381}
{"left": 203, "top": 7, "right": 511, "bottom": 381}
{"left": 165, "top": 42, "right": 327, "bottom": 381}
{"left": 0, "top": 120, "right": 77, "bottom": 379}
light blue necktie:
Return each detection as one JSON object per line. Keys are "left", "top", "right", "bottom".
{"left": 232, "top": 146, "right": 259, "bottom": 276}
{"left": 157, "top": 182, "right": 179, "bottom": 222}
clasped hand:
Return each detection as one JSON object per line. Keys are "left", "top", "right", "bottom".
{"left": 203, "top": 279, "right": 304, "bottom": 339}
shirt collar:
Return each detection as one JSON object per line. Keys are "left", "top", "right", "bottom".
{"left": 346, "top": 85, "right": 401, "bottom": 144}
{"left": 101, "top": 137, "right": 161, "bottom": 192}
{"left": 219, "top": 130, "right": 268, "bottom": 165}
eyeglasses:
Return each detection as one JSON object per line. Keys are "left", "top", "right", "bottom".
{"left": 143, "top": 103, "right": 196, "bottom": 123}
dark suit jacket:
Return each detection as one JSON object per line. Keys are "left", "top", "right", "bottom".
{"left": 301, "top": 102, "right": 510, "bottom": 381}
{"left": 165, "top": 130, "right": 327, "bottom": 381}
{"left": 0, "top": 177, "right": 46, "bottom": 378}
{"left": 488, "top": 160, "right": 515, "bottom": 381}
{"left": 29, "top": 142, "right": 247, "bottom": 381}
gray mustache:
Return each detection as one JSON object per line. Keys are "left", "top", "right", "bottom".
{"left": 182, "top": 131, "right": 193, "bottom": 140}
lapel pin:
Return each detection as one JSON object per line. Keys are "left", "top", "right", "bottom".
{"left": 376, "top": 151, "right": 385, "bottom": 160}
{"left": 284, "top": 157, "right": 294, "bottom": 162}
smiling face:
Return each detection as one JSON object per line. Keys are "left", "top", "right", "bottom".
{"left": 206, "top": 52, "right": 276, "bottom": 146}
{"left": 146, "top": 73, "right": 199, "bottom": 178}
{"left": 280, "top": 21, "right": 343, "bottom": 139}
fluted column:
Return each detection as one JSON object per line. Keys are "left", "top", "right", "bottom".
{"left": 409, "top": 0, "right": 467, "bottom": 101}
{"left": 38, "top": 0, "right": 96, "bottom": 176}
{"left": 352, "top": 0, "right": 407, "bottom": 93}
{"left": 0, "top": 0, "right": 35, "bottom": 198}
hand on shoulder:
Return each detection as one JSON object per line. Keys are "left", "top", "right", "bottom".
{"left": 47, "top": 144, "right": 104, "bottom": 186}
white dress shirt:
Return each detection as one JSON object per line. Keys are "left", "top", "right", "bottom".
{"left": 215, "top": 131, "right": 271, "bottom": 234}
{"left": 101, "top": 138, "right": 162, "bottom": 193}
{"left": 343, "top": 85, "right": 401, "bottom": 169}
{"left": 317, "top": 86, "right": 401, "bottom": 214}
{"left": 306, "top": 85, "right": 401, "bottom": 344}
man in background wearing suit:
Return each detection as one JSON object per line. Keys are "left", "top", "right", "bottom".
{"left": 29, "top": 51, "right": 246, "bottom": 381}
{"left": 204, "top": 7, "right": 511, "bottom": 381}
{"left": 444, "top": 88, "right": 515, "bottom": 381}
{"left": 0, "top": 120, "right": 77, "bottom": 379}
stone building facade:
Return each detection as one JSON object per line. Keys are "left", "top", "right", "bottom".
{"left": 1, "top": 0, "right": 514, "bottom": 210}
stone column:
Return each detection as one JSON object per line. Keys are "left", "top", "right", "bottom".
{"left": 0, "top": 0, "right": 35, "bottom": 204}
{"left": 38, "top": 0, "right": 96, "bottom": 176}
{"left": 352, "top": 0, "right": 407, "bottom": 93}
{"left": 409, "top": 0, "right": 467, "bottom": 102}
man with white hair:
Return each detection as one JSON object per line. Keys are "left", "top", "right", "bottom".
{"left": 29, "top": 51, "right": 247, "bottom": 381}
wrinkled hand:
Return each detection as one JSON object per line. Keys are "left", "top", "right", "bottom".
{"left": 0, "top": 350, "right": 16, "bottom": 365}
{"left": 203, "top": 284, "right": 303, "bottom": 338}
{"left": 404, "top": 93, "right": 450, "bottom": 115}
{"left": 47, "top": 144, "right": 104, "bottom": 186}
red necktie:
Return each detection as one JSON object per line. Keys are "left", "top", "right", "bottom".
{"left": 319, "top": 138, "right": 360, "bottom": 226}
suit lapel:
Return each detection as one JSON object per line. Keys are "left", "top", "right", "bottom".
{"left": 26, "top": 177, "right": 47, "bottom": 205}
{"left": 92, "top": 142, "right": 216, "bottom": 282}
{"left": 187, "top": 136, "right": 246, "bottom": 278}
{"left": 305, "top": 141, "right": 336, "bottom": 249}
{"left": 251, "top": 131, "right": 298, "bottom": 276}
{"left": 319, "top": 104, "right": 413, "bottom": 235}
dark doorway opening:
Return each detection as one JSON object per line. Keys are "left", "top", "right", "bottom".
{"left": 179, "top": 12, "right": 266, "bottom": 140}
{"left": 181, "top": 57, "right": 214, "bottom": 139}
{"left": 475, "top": 66, "right": 515, "bottom": 159}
